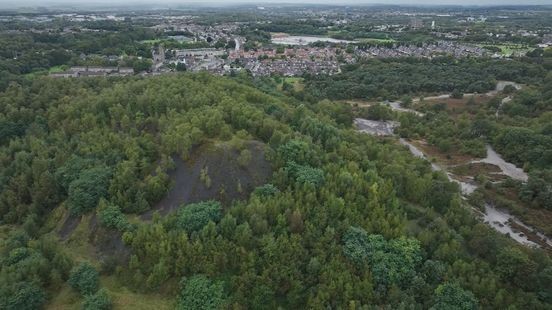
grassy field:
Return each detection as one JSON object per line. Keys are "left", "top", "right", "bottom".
{"left": 140, "top": 39, "right": 163, "bottom": 44}
{"left": 282, "top": 77, "right": 304, "bottom": 91}
{"left": 49, "top": 65, "right": 69, "bottom": 73}
{"left": 477, "top": 43, "right": 531, "bottom": 56}
{"left": 326, "top": 30, "right": 396, "bottom": 44}
{"left": 46, "top": 276, "right": 174, "bottom": 310}
{"left": 419, "top": 94, "right": 494, "bottom": 117}
{"left": 357, "top": 37, "right": 396, "bottom": 44}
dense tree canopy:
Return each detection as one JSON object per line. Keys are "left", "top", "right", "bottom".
{"left": 0, "top": 72, "right": 549, "bottom": 309}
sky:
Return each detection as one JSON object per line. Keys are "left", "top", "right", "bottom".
{"left": 0, "top": 0, "right": 551, "bottom": 8}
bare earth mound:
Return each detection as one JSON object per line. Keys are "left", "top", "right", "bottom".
{"left": 153, "top": 140, "right": 272, "bottom": 216}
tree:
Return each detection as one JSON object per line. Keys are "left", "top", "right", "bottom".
{"left": 0, "top": 281, "right": 45, "bottom": 310}
{"left": 342, "top": 226, "right": 374, "bottom": 267}
{"left": 177, "top": 275, "right": 225, "bottom": 310}
{"left": 342, "top": 228, "right": 422, "bottom": 288}
{"left": 68, "top": 166, "right": 111, "bottom": 216}
{"left": 451, "top": 89, "right": 464, "bottom": 99}
{"left": 496, "top": 247, "right": 535, "bottom": 284}
{"left": 253, "top": 184, "right": 279, "bottom": 198}
{"left": 431, "top": 283, "right": 478, "bottom": 310}
{"left": 68, "top": 262, "right": 99, "bottom": 295}
{"left": 289, "top": 209, "right": 304, "bottom": 233}
{"left": 401, "top": 95, "right": 413, "bottom": 108}
{"left": 176, "top": 63, "right": 187, "bottom": 72}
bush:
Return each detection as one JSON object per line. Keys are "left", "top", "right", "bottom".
{"left": 68, "top": 262, "right": 99, "bottom": 295}
{"left": 286, "top": 162, "right": 325, "bottom": 186}
{"left": 83, "top": 288, "right": 112, "bottom": 310}
{"left": 401, "top": 95, "right": 413, "bottom": 108}
{"left": 97, "top": 202, "right": 130, "bottom": 231}
{"left": 237, "top": 149, "right": 252, "bottom": 168}
{"left": 176, "top": 201, "right": 222, "bottom": 233}
{"left": 503, "top": 84, "right": 517, "bottom": 95}
{"left": 363, "top": 103, "right": 394, "bottom": 121}
{"left": 451, "top": 89, "right": 464, "bottom": 99}
{"left": 254, "top": 184, "right": 279, "bottom": 198}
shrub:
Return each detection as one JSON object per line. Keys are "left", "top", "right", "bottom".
{"left": 177, "top": 275, "right": 225, "bottom": 310}
{"left": 286, "top": 161, "right": 325, "bottom": 186}
{"left": 254, "top": 184, "right": 279, "bottom": 198}
{"left": 97, "top": 202, "right": 130, "bottom": 231}
{"left": 83, "top": 288, "right": 112, "bottom": 310}
{"left": 451, "top": 89, "right": 464, "bottom": 99}
{"left": 176, "top": 201, "right": 222, "bottom": 233}
{"left": 237, "top": 149, "right": 252, "bottom": 168}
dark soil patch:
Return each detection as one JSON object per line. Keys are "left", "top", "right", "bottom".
{"left": 88, "top": 214, "right": 130, "bottom": 265}
{"left": 148, "top": 140, "right": 272, "bottom": 217}
{"left": 411, "top": 140, "right": 479, "bottom": 166}
{"left": 451, "top": 162, "right": 507, "bottom": 182}
{"left": 422, "top": 94, "right": 492, "bottom": 115}
{"left": 484, "top": 187, "right": 552, "bottom": 238}
{"left": 59, "top": 214, "right": 81, "bottom": 240}
{"left": 509, "top": 221, "right": 552, "bottom": 251}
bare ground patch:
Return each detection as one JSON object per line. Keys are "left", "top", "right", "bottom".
{"left": 149, "top": 140, "right": 272, "bottom": 216}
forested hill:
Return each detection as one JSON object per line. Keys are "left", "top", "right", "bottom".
{"left": 0, "top": 73, "right": 550, "bottom": 309}
{"left": 304, "top": 58, "right": 547, "bottom": 100}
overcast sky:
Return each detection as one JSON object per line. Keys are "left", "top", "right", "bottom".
{"left": 1, "top": 0, "right": 552, "bottom": 8}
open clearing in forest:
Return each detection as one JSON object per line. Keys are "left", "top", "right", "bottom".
{"left": 409, "top": 140, "right": 481, "bottom": 166}
{"left": 47, "top": 276, "right": 173, "bottom": 310}
{"left": 420, "top": 94, "right": 492, "bottom": 109}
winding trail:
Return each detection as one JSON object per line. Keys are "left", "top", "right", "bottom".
{"left": 386, "top": 101, "right": 425, "bottom": 117}
{"left": 479, "top": 204, "right": 552, "bottom": 248}
{"left": 398, "top": 139, "right": 477, "bottom": 195}
{"left": 354, "top": 94, "right": 547, "bottom": 247}
{"left": 352, "top": 81, "right": 548, "bottom": 247}
{"left": 470, "top": 145, "right": 528, "bottom": 182}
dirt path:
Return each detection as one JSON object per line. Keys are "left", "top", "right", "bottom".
{"left": 470, "top": 145, "right": 528, "bottom": 182}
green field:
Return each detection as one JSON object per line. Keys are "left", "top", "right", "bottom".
{"left": 357, "top": 37, "right": 396, "bottom": 44}
{"left": 140, "top": 39, "right": 163, "bottom": 44}
{"left": 476, "top": 43, "right": 531, "bottom": 56}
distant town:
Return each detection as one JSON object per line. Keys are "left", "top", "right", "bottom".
{"left": 1, "top": 5, "right": 550, "bottom": 80}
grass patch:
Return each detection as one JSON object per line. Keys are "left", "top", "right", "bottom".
{"left": 278, "top": 77, "right": 304, "bottom": 92}
{"left": 49, "top": 65, "right": 69, "bottom": 73}
{"left": 410, "top": 140, "right": 480, "bottom": 166}
{"left": 63, "top": 213, "right": 99, "bottom": 264}
{"left": 476, "top": 43, "right": 530, "bottom": 56}
{"left": 46, "top": 276, "right": 174, "bottom": 310}
{"left": 140, "top": 39, "right": 163, "bottom": 44}
{"left": 101, "top": 276, "right": 174, "bottom": 310}
{"left": 46, "top": 283, "right": 82, "bottom": 310}
{"left": 357, "top": 38, "right": 396, "bottom": 44}
{"left": 483, "top": 186, "right": 552, "bottom": 237}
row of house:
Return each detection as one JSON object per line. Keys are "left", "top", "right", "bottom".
{"left": 50, "top": 66, "right": 134, "bottom": 78}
